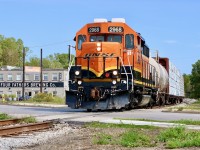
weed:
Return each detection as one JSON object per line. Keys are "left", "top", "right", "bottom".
{"left": 120, "top": 130, "right": 153, "bottom": 147}
{"left": 94, "top": 133, "right": 113, "bottom": 145}
{"left": 29, "top": 93, "right": 65, "bottom": 104}
{"left": 177, "top": 107, "right": 183, "bottom": 111}
{"left": 158, "top": 126, "right": 200, "bottom": 148}
{"left": 20, "top": 116, "right": 37, "bottom": 123}
{"left": 0, "top": 113, "right": 12, "bottom": 120}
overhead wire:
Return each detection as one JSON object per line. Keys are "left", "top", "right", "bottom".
{"left": 28, "top": 39, "right": 74, "bottom": 48}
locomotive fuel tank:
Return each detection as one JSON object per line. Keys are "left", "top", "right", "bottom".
{"left": 149, "top": 57, "right": 169, "bottom": 92}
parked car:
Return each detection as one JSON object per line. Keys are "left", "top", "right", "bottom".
{"left": 19, "top": 95, "right": 31, "bottom": 101}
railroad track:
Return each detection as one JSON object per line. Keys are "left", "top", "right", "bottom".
{"left": 0, "top": 119, "right": 53, "bottom": 137}
{"left": 0, "top": 118, "right": 21, "bottom": 126}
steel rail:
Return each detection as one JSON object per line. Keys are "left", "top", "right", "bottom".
{"left": 0, "top": 121, "right": 53, "bottom": 137}
{"left": 0, "top": 119, "right": 21, "bottom": 126}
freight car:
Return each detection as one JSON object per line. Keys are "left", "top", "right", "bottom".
{"left": 66, "top": 18, "right": 184, "bottom": 111}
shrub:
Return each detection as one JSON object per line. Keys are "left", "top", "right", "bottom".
{"left": 30, "top": 93, "right": 64, "bottom": 104}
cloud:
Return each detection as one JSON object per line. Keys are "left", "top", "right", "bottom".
{"left": 163, "top": 40, "right": 177, "bottom": 44}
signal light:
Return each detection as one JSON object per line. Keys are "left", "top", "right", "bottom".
{"left": 105, "top": 73, "right": 110, "bottom": 78}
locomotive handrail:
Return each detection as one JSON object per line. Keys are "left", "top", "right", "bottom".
{"left": 119, "top": 57, "right": 129, "bottom": 90}
{"left": 127, "top": 53, "right": 134, "bottom": 91}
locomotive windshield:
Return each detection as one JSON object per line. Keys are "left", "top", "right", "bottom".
{"left": 90, "top": 35, "right": 122, "bottom": 43}
{"left": 90, "top": 35, "right": 105, "bottom": 42}
{"left": 107, "top": 35, "right": 122, "bottom": 43}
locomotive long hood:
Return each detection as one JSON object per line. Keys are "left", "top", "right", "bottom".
{"left": 78, "top": 42, "right": 122, "bottom": 77}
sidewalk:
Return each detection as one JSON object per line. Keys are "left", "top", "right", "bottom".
{"left": 100, "top": 119, "right": 200, "bottom": 130}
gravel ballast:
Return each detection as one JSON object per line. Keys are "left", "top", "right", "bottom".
{"left": 0, "top": 123, "right": 75, "bottom": 150}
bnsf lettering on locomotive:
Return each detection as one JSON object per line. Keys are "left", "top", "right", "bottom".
{"left": 92, "top": 53, "right": 100, "bottom": 57}
{"left": 84, "top": 53, "right": 115, "bottom": 57}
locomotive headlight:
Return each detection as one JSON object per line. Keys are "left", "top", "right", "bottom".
{"left": 97, "top": 42, "right": 101, "bottom": 47}
{"left": 75, "top": 71, "right": 80, "bottom": 76}
{"left": 77, "top": 80, "right": 82, "bottom": 85}
{"left": 112, "top": 80, "right": 117, "bottom": 85}
{"left": 97, "top": 42, "right": 101, "bottom": 51}
{"left": 97, "top": 47, "right": 101, "bottom": 51}
{"left": 112, "top": 70, "right": 118, "bottom": 76}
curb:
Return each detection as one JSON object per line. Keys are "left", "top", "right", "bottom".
{"left": 0, "top": 102, "right": 67, "bottom": 108}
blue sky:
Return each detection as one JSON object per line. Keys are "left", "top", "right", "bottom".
{"left": 0, "top": 0, "right": 199, "bottom": 74}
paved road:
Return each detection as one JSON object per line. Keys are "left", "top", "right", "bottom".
{"left": 1, "top": 104, "right": 200, "bottom": 122}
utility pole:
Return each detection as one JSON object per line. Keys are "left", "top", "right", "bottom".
{"left": 68, "top": 45, "right": 71, "bottom": 64}
{"left": 22, "top": 47, "right": 25, "bottom": 100}
{"left": 40, "top": 48, "right": 43, "bottom": 93}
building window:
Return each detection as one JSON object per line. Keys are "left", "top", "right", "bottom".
{"left": 34, "top": 73, "right": 40, "bottom": 81}
{"left": 16, "top": 74, "right": 22, "bottom": 81}
{"left": 52, "top": 73, "right": 58, "bottom": 81}
{"left": 25, "top": 74, "right": 30, "bottom": 81}
{"left": 43, "top": 73, "right": 48, "bottom": 81}
{"left": 0, "top": 74, "right": 3, "bottom": 81}
{"left": 125, "top": 34, "right": 134, "bottom": 49}
{"left": 7, "top": 74, "right": 13, "bottom": 81}
{"left": 53, "top": 91, "right": 57, "bottom": 97}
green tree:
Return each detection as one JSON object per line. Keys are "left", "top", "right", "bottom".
{"left": 0, "top": 34, "right": 28, "bottom": 66}
{"left": 183, "top": 74, "right": 191, "bottom": 98}
{"left": 26, "top": 55, "right": 63, "bottom": 69}
{"left": 26, "top": 57, "right": 40, "bottom": 66}
{"left": 54, "top": 53, "right": 74, "bottom": 69}
{"left": 43, "top": 55, "right": 63, "bottom": 69}
{"left": 190, "top": 60, "right": 200, "bottom": 98}
{"left": 26, "top": 53, "right": 74, "bottom": 69}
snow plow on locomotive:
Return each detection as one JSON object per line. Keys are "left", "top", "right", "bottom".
{"left": 66, "top": 18, "right": 184, "bottom": 111}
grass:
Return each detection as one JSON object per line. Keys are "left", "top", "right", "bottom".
{"left": 90, "top": 122, "right": 156, "bottom": 147}
{"left": 120, "top": 130, "right": 153, "bottom": 147}
{"left": 20, "top": 116, "right": 37, "bottom": 123}
{"left": 87, "top": 121, "right": 156, "bottom": 129}
{"left": 185, "top": 100, "right": 200, "bottom": 110}
{"left": 158, "top": 126, "right": 200, "bottom": 148}
{"left": 94, "top": 133, "right": 113, "bottom": 145}
{"left": 0, "top": 113, "right": 12, "bottom": 120}
{"left": 0, "top": 113, "right": 37, "bottom": 123}
{"left": 89, "top": 122, "right": 200, "bottom": 149}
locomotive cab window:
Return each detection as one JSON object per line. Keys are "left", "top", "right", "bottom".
{"left": 107, "top": 35, "right": 122, "bottom": 43}
{"left": 78, "top": 35, "right": 86, "bottom": 50}
{"left": 90, "top": 35, "right": 105, "bottom": 42}
{"left": 125, "top": 34, "right": 134, "bottom": 49}
{"left": 143, "top": 45, "right": 149, "bottom": 58}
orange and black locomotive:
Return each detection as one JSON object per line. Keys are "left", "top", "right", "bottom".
{"left": 66, "top": 18, "right": 184, "bottom": 111}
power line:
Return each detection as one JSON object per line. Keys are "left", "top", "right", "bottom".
{"left": 29, "top": 39, "right": 73, "bottom": 48}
